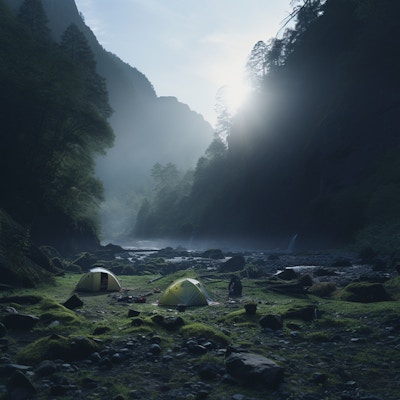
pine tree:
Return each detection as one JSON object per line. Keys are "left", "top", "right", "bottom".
{"left": 17, "top": 0, "right": 51, "bottom": 42}
{"left": 60, "top": 23, "right": 112, "bottom": 119}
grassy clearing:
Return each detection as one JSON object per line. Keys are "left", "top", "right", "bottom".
{"left": 1, "top": 271, "right": 400, "bottom": 399}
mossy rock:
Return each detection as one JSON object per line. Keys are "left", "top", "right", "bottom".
{"left": 339, "top": 282, "right": 391, "bottom": 303}
{"left": 308, "top": 282, "right": 337, "bottom": 297}
{"left": 38, "top": 298, "right": 83, "bottom": 326}
{"left": 384, "top": 276, "right": 400, "bottom": 300}
{"left": 17, "top": 334, "right": 102, "bottom": 364}
{"left": 223, "top": 309, "right": 261, "bottom": 324}
{"left": 92, "top": 325, "right": 111, "bottom": 335}
{"left": 283, "top": 305, "right": 317, "bottom": 322}
{"left": 181, "top": 322, "right": 229, "bottom": 345}
{"left": 339, "top": 282, "right": 392, "bottom": 303}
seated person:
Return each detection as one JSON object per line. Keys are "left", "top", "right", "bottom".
{"left": 228, "top": 275, "right": 242, "bottom": 297}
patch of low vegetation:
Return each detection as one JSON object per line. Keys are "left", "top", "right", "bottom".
{"left": 16, "top": 334, "right": 102, "bottom": 364}
{"left": 384, "top": 276, "right": 400, "bottom": 300}
{"left": 0, "top": 294, "right": 44, "bottom": 305}
{"left": 2, "top": 261, "right": 400, "bottom": 400}
{"left": 306, "top": 330, "right": 332, "bottom": 342}
{"left": 181, "top": 322, "right": 230, "bottom": 345}
{"left": 37, "top": 297, "right": 83, "bottom": 327}
{"left": 308, "top": 282, "right": 337, "bottom": 297}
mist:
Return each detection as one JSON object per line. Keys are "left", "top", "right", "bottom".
{"left": 95, "top": 94, "right": 213, "bottom": 245}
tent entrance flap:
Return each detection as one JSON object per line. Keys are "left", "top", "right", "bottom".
{"left": 75, "top": 267, "right": 122, "bottom": 292}
{"left": 100, "top": 272, "right": 108, "bottom": 290}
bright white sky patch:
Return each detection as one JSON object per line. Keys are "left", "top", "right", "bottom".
{"left": 74, "top": 0, "right": 292, "bottom": 126}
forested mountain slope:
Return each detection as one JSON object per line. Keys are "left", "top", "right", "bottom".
{"left": 0, "top": 0, "right": 114, "bottom": 253}
{"left": 136, "top": 0, "right": 400, "bottom": 252}
{"left": 4, "top": 0, "right": 214, "bottom": 242}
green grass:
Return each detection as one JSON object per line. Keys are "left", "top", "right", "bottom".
{"left": 2, "top": 271, "right": 400, "bottom": 400}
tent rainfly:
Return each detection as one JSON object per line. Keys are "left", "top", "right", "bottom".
{"left": 75, "top": 267, "right": 122, "bottom": 292}
{"left": 158, "top": 277, "right": 212, "bottom": 306}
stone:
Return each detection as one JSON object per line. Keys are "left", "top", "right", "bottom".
{"left": 128, "top": 309, "right": 140, "bottom": 317}
{"left": 259, "top": 314, "right": 283, "bottom": 331}
{"left": 276, "top": 268, "right": 298, "bottom": 280}
{"left": 220, "top": 255, "right": 246, "bottom": 272}
{"left": 225, "top": 352, "right": 284, "bottom": 388}
{"left": 198, "top": 362, "right": 223, "bottom": 380}
{"left": 131, "top": 318, "right": 144, "bottom": 327}
{"left": 244, "top": 302, "right": 257, "bottom": 315}
{"left": 2, "top": 313, "right": 39, "bottom": 330}
{"left": 50, "top": 385, "right": 76, "bottom": 396}
{"left": 7, "top": 371, "right": 36, "bottom": 399}
{"left": 35, "top": 360, "right": 57, "bottom": 377}
{"left": 149, "top": 344, "right": 162, "bottom": 355}
{"left": 283, "top": 305, "right": 317, "bottom": 322}
{"left": 62, "top": 294, "right": 84, "bottom": 310}
{"left": 340, "top": 282, "right": 391, "bottom": 303}
{"left": 190, "top": 345, "right": 207, "bottom": 355}
{"left": 0, "top": 322, "right": 6, "bottom": 338}
{"left": 162, "top": 316, "right": 184, "bottom": 330}
{"left": 93, "top": 326, "right": 110, "bottom": 335}
{"left": 202, "top": 249, "right": 224, "bottom": 259}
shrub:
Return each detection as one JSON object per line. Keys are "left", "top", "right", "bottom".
{"left": 308, "top": 282, "right": 336, "bottom": 297}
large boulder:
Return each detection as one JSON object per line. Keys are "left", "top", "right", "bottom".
{"left": 339, "top": 282, "right": 391, "bottom": 303}
{"left": 7, "top": 371, "right": 37, "bottom": 399}
{"left": 3, "top": 313, "right": 40, "bottom": 330}
{"left": 283, "top": 305, "right": 318, "bottom": 322}
{"left": 225, "top": 352, "right": 284, "bottom": 388}
{"left": 220, "top": 255, "right": 245, "bottom": 272}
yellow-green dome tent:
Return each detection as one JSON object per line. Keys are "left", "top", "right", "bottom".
{"left": 75, "top": 267, "right": 122, "bottom": 292}
{"left": 158, "top": 278, "right": 212, "bottom": 306}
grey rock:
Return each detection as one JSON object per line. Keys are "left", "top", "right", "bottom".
{"left": 35, "top": 360, "right": 57, "bottom": 377}
{"left": 62, "top": 294, "right": 83, "bottom": 310}
{"left": 3, "top": 314, "right": 39, "bottom": 330}
{"left": 7, "top": 371, "right": 37, "bottom": 400}
{"left": 259, "top": 314, "right": 283, "bottom": 331}
{"left": 225, "top": 352, "right": 284, "bottom": 388}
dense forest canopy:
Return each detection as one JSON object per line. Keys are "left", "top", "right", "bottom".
{"left": 0, "top": 0, "right": 114, "bottom": 253}
{"left": 135, "top": 0, "right": 400, "bottom": 252}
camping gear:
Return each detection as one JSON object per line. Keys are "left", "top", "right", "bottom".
{"left": 75, "top": 267, "right": 122, "bottom": 292}
{"left": 158, "top": 277, "right": 212, "bottom": 306}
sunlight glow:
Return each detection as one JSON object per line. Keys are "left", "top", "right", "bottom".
{"left": 223, "top": 79, "right": 252, "bottom": 115}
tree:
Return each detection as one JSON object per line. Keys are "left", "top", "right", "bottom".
{"left": 205, "top": 137, "right": 227, "bottom": 160}
{"left": 151, "top": 163, "right": 180, "bottom": 191}
{"left": 0, "top": 7, "right": 114, "bottom": 251}
{"left": 60, "top": 23, "right": 112, "bottom": 119}
{"left": 246, "top": 40, "right": 268, "bottom": 88}
{"left": 17, "top": 0, "right": 51, "bottom": 42}
{"left": 214, "top": 86, "right": 232, "bottom": 141}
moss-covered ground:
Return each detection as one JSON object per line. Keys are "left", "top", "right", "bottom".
{"left": 1, "top": 269, "right": 400, "bottom": 399}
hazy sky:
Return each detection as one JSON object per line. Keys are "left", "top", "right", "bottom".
{"left": 74, "top": 0, "right": 293, "bottom": 125}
